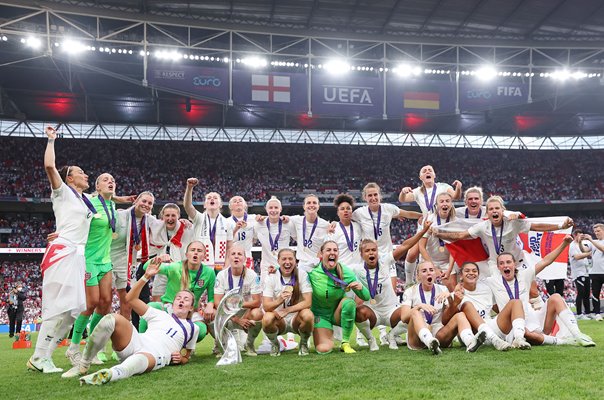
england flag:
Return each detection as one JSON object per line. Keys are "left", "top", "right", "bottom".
{"left": 252, "top": 74, "right": 291, "bottom": 103}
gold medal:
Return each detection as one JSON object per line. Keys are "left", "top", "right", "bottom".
{"left": 112, "top": 232, "right": 118, "bottom": 239}
{"left": 370, "top": 298, "right": 376, "bottom": 305}
{"left": 282, "top": 285, "right": 294, "bottom": 294}
{"left": 439, "top": 246, "right": 445, "bottom": 253}
{"left": 135, "top": 244, "right": 142, "bottom": 251}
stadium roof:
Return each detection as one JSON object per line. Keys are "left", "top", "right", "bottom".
{"left": 1, "top": 0, "right": 604, "bottom": 141}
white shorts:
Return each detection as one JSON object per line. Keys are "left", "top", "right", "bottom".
{"left": 112, "top": 264, "right": 128, "bottom": 290}
{"left": 41, "top": 240, "right": 86, "bottom": 320}
{"left": 151, "top": 274, "right": 168, "bottom": 297}
{"left": 486, "top": 316, "right": 514, "bottom": 344}
{"left": 116, "top": 328, "right": 171, "bottom": 371}
{"left": 367, "top": 304, "right": 400, "bottom": 327}
{"left": 526, "top": 305, "right": 548, "bottom": 333}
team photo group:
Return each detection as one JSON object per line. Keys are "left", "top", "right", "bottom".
{"left": 27, "top": 125, "right": 602, "bottom": 386}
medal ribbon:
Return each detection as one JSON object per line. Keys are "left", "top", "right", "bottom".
{"left": 98, "top": 195, "right": 116, "bottom": 232}
{"left": 280, "top": 272, "right": 296, "bottom": 287}
{"left": 191, "top": 264, "right": 204, "bottom": 289}
{"left": 207, "top": 214, "right": 218, "bottom": 245}
{"left": 423, "top": 186, "right": 437, "bottom": 212}
{"left": 232, "top": 213, "right": 248, "bottom": 223}
{"left": 228, "top": 268, "right": 245, "bottom": 291}
{"left": 303, "top": 216, "right": 318, "bottom": 247}
{"left": 465, "top": 208, "right": 482, "bottom": 219}
{"left": 267, "top": 218, "right": 283, "bottom": 252}
{"left": 68, "top": 186, "right": 97, "bottom": 214}
{"left": 364, "top": 263, "right": 379, "bottom": 300}
{"left": 419, "top": 285, "right": 436, "bottom": 324}
{"left": 436, "top": 214, "right": 450, "bottom": 248}
{"left": 171, "top": 314, "right": 195, "bottom": 349}
{"left": 368, "top": 206, "right": 382, "bottom": 240}
{"left": 491, "top": 220, "right": 505, "bottom": 255}
{"left": 502, "top": 277, "right": 519, "bottom": 300}
{"left": 339, "top": 222, "right": 355, "bottom": 252}
{"left": 321, "top": 264, "right": 348, "bottom": 289}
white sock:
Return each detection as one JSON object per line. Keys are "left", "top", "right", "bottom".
{"left": 33, "top": 317, "right": 59, "bottom": 359}
{"left": 82, "top": 314, "right": 115, "bottom": 367}
{"left": 264, "top": 330, "right": 279, "bottom": 345}
{"left": 378, "top": 325, "right": 387, "bottom": 335}
{"left": 478, "top": 323, "right": 496, "bottom": 341}
{"left": 541, "top": 335, "right": 559, "bottom": 345}
{"left": 511, "top": 318, "right": 526, "bottom": 340}
{"left": 109, "top": 353, "right": 148, "bottom": 381}
{"left": 404, "top": 261, "right": 416, "bottom": 284}
{"left": 68, "top": 342, "right": 80, "bottom": 352}
{"left": 418, "top": 328, "right": 434, "bottom": 347}
{"left": 558, "top": 309, "right": 581, "bottom": 337}
{"left": 49, "top": 313, "right": 75, "bottom": 357}
{"left": 459, "top": 328, "right": 474, "bottom": 347}
{"left": 390, "top": 322, "right": 407, "bottom": 336}
{"left": 356, "top": 320, "right": 373, "bottom": 340}
{"left": 246, "top": 321, "right": 262, "bottom": 346}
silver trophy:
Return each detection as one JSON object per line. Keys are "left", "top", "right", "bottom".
{"left": 214, "top": 287, "right": 244, "bottom": 366}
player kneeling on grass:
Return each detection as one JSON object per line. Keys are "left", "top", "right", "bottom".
{"left": 453, "top": 262, "right": 528, "bottom": 351}
{"left": 62, "top": 260, "right": 199, "bottom": 384}
{"left": 308, "top": 241, "right": 370, "bottom": 354}
{"left": 214, "top": 245, "right": 264, "bottom": 356}
{"left": 487, "top": 237, "right": 595, "bottom": 347}
{"left": 262, "top": 248, "right": 314, "bottom": 356}
{"left": 352, "top": 220, "right": 433, "bottom": 351}
{"left": 401, "top": 261, "right": 485, "bottom": 355}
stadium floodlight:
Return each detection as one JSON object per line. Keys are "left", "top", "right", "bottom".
{"left": 241, "top": 56, "right": 268, "bottom": 68}
{"left": 1, "top": 35, "right": 7, "bottom": 42}
{"left": 394, "top": 64, "right": 421, "bottom": 77}
{"left": 551, "top": 69, "right": 571, "bottom": 81}
{"left": 323, "top": 59, "right": 351, "bottom": 74}
{"left": 62, "top": 39, "right": 87, "bottom": 54}
{"left": 21, "top": 36, "right": 41, "bottom": 49}
{"left": 475, "top": 66, "right": 497, "bottom": 81}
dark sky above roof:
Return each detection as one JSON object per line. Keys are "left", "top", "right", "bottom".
{"left": 30, "top": 0, "right": 604, "bottom": 42}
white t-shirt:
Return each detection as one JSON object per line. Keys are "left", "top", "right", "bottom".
{"left": 351, "top": 253, "right": 399, "bottom": 313}
{"left": 327, "top": 221, "right": 362, "bottom": 267}
{"left": 402, "top": 283, "right": 448, "bottom": 326}
{"left": 262, "top": 269, "right": 312, "bottom": 312}
{"left": 225, "top": 213, "right": 256, "bottom": 258}
{"left": 486, "top": 265, "right": 535, "bottom": 312}
{"left": 289, "top": 215, "right": 330, "bottom": 267}
{"left": 412, "top": 182, "right": 453, "bottom": 214}
{"left": 459, "top": 281, "right": 495, "bottom": 320}
{"left": 214, "top": 267, "right": 262, "bottom": 298}
{"left": 148, "top": 221, "right": 196, "bottom": 261}
{"left": 468, "top": 218, "right": 531, "bottom": 269}
{"left": 455, "top": 206, "right": 486, "bottom": 219}
{"left": 192, "top": 211, "right": 233, "bottom": 268}
{"left": 141, "top": 307, "right": 199, "bottom": 356}
{"left": 419, "top": 213, "right": 452, "bottom": 270}
{"left": 52, "top": 183, "right": 93, "bottom": 246}
{"left": 352, "top": 203, "right": 400, "bottom": 255}
{"left": 568, "top": 241, "right": 590, "bottom": 279}
{"left": 589, "top": 240, "right": 604, "bottom": 274}
{"left": 251, "top": 218, "right": 295, "bottom": 269}
{"left": 111, "top": 208, "right": 161, "bottom": 272}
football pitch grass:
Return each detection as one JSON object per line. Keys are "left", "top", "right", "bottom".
{"left": 2, "top": 321, "right": 603, "bottom": 400}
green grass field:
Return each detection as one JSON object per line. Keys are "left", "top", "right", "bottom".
{"left": 2, "top": 322, "right": 603, "bottom": 400}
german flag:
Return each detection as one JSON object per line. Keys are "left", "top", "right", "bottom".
{"left": 403, "top": 92, "right": 440, "bottom": 110}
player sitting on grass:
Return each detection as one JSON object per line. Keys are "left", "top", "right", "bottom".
{"left": 61, "top": 260, "right": 199, "bottom": 384}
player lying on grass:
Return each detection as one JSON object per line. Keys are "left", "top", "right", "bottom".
{"left": 61, "top": 260, "right": 199, "bottom": 384}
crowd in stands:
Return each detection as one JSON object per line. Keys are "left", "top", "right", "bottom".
{"left": 0, "top": 261, "right": 42, "bottom": 324}
{"left": 0, "top": 137, "right": 602, "bottom": 202}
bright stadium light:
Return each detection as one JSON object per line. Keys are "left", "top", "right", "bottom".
{"left": 21, "top": 36, "right": 41, "bottom": 49}
{"left": 62, "top": 39, "right": 87, "bottom": 54}
{"left": 241, "top": 56, "right": 267, "bottom": 68}
{"left": 394, "top": 64, "right": 421, "bottom": 77}
{"left": 323, "top": 59, "right": 350, "bottom": 74}
{"left": 551, "top": 69, "right": 571, "bottom": 81}
{"left": 475, "top": 66, "right": 497, "bottom": 81}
